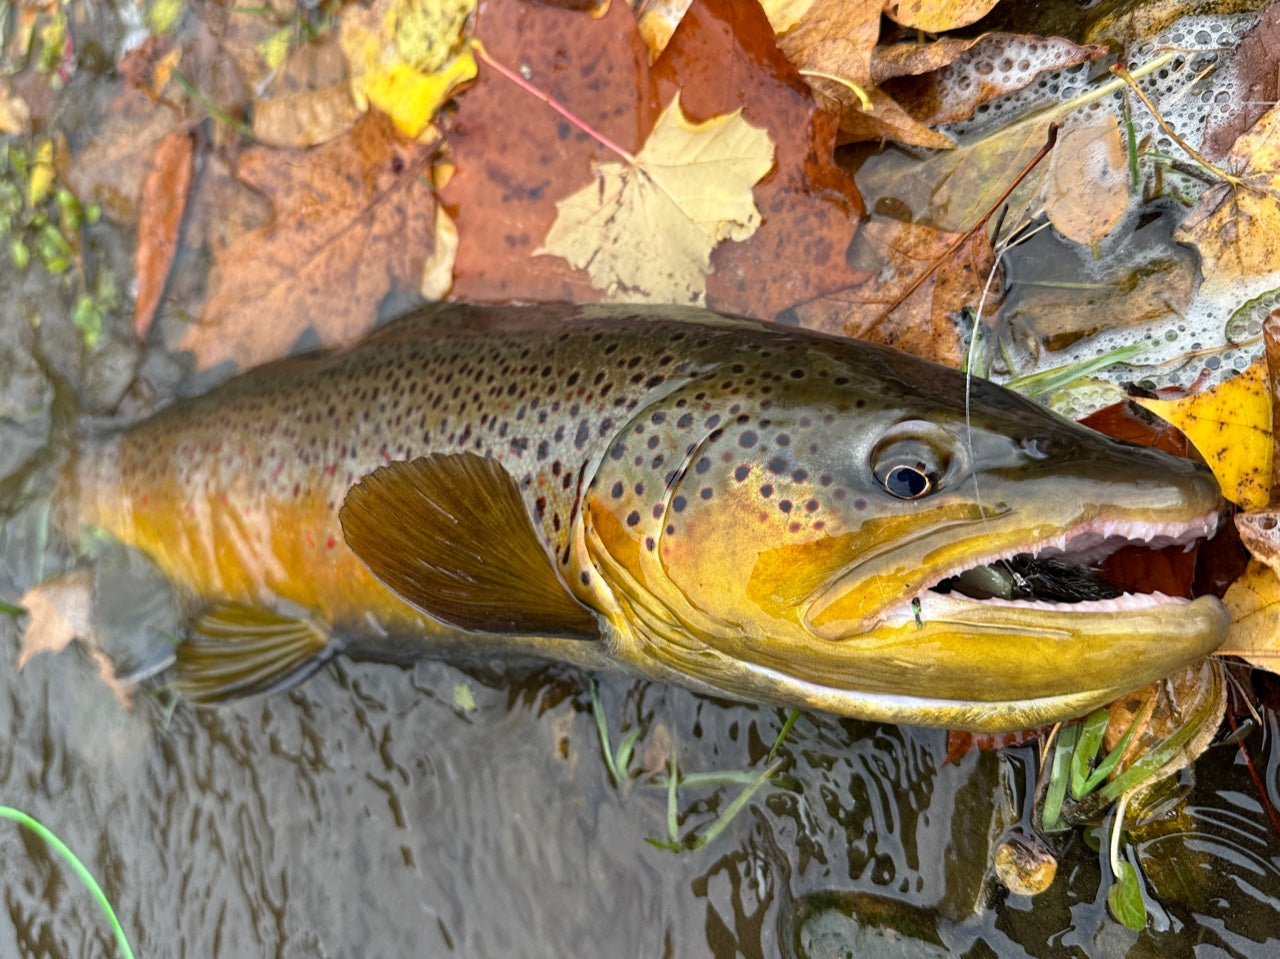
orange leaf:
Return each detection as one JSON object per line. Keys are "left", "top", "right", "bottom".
{"left": 185, "top": 110, "right": 436, "bottom": 370}
{"left": 134, "top": 129, "right": 195, "bottom": 339}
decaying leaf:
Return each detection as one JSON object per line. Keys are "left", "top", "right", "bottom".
{"left": 1222, "top": 559, "right": 1280, "bottom": 672}
{"left": 1176, "top": 102, "right": 1280, "bottom": 288}
{"left": 1135, "top": 358, "right": 1272, "bottom": 511}
{"left": 15, "top": 571, "right": 130, "bottom": 702}
{"left": 776, "top": 0, "right": 955, "bottom": 149}
{"left": 537, "top": 94, "right": 773, "bottom": 303}
{"left": 446, "top": 0, "right": 867, "bottom": 320}
{"left": 1200, "top": 1, "right": 1280, "bottom": 161}
{"left": 1103, "top": 658, "right": 1226, "bottom": 790}
{"left": 1043, "top": 116, "right": 1128, "bottom": 246}
{"left": 134, "top": 130, "right": 195, "bottom": 339}
{"left": 339, "top": 0, "right": 477, "bottom": 138}
{"left": 16, "top": 570, "right": 95, "bottom": 671}
{"left": 184, "top": 109, "right": 436, "bottom": 370}
{"left": 651, "top": 0, "right": 870, "bottom": 318}
{"left": 791, "top": 218, "right": 995, "bottom": 365}
{"left": 252, "top": 34, "right": 363, "bottom": 148}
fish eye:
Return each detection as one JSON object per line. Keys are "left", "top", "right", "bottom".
{"left": 880, "top": 462, "right": 934, "bottom": 499}
{"left": 870, "top": 423, "right": 952, "bottom": 500}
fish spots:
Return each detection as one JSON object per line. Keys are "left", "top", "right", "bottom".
{"left": 652, "top": 503, "right": 664, "bottom": 519}
{"left": 739, "top": 430, "right": 758, "bottom": 449}
{"left": 695, "top": 457, "right": 711, "bottom": 475}
{"left": 611, "top": 481, "right": 624, "bottom": 499}
{"left": 760, "top": 483, "right": 773, "bottom": 498}
{"left": 792, "top": 468, "right": 808, "bottom": 483}
{"left": 768, "top": 456, "right": 788, "bottom": 475}
{"left": 699, "top": 487, "right": 713, "bottom": 500}
{"left": 734, "top": 465, "right": 750, "bottom": 481}
{"left": 677, "top": 413, "right": 694, "bottom": 429}
{"left": 673, "top": 495, "right": 687, "bottom": 512}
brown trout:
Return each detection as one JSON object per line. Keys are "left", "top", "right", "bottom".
{"left": 68, "top": 303, "right": 1228, "bottom": 731}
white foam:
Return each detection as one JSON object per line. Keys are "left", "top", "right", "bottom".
{"left": 937, "top": 11, "right": 1271, "bottom": 400}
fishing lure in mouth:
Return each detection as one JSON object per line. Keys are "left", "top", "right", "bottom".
{"left": 68, "top": 303, "right": 1229, "bottom": 731}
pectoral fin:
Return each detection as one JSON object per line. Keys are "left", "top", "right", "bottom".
{"left": 174, "top": 604, "right": 336, "bottom": 704}
{"left": 339, "top": 453, "right": 600, "bottom": 640}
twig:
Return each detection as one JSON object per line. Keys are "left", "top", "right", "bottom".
{"left": 1110, "top": 62, "right": 1253, "bottom": 193}
{"left": 873, "top": 123, "right": 1059, "bottom": 328}
{"left": 471, "top": 39, "right": 638, "bottom": 165}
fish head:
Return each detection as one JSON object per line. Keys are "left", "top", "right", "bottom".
{"left": 578, "top": 335, "right": 1228, "bottom": 731}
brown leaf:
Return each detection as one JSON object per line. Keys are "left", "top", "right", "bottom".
{"left": 444, "top": 0, "right": 867, "bottom": 319}
{"left": 252, "top": 34, "right": 362, "bottom": 148}
{"left": 792, "top": 218, "right": 997, "bottom": 365}
{"left": 134, "top": 130, "right": 195, "bottom": 339}
{"left": 65, "top": 95, "right": 186, "bottom": 225}
{"left": 443, "top": 0, "right": 656, "bottom": 303}
{"left": 652, "top": 0, "right": 868, "bottom": 319}
{"left": 16, "top": 570, "right": 95, "bottom": 671}
{"left": 776, "top": 0, "right": 955, "bottom": 148}
{"left": 1201, "top": 0, "right": 1280, "bottom": 161}
{"left": 184, "top": 110, "right": 436, "bottom": 370}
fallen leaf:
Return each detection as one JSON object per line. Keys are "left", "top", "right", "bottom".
{"left": 443, "top": 0, "right": 658, "bottom": 303}
{"left": 339, "top": 0, "right": 477, "bottom": 138}
{"left": 118, "top": 34, "right": 181, "bottom": 102}
{"left": 775, "top": 0, "right": 955, "bottom": 149}
{"left": 1201, "top": 2, "right": 1280, "bottom": 160}
{"left": 1135, "top": 358, "right": 1272, "bottom": 511}
{"left": 1043, "top": 116, "right": 1128, "bottom": 246}
{"left": 184, "top": 109, "right": 436, "bottom": 370}
{"left": 1002, "top": 248, "right": 1197, "bottom": 355}
{"left": 537, "top": 94, "right": 773, "bottom": 303}
{"left": 64, "top": 93, "right": 186, "bottom": 225}
{"left": 651, "top": 0, "right": 870, "bottom": 318}
{"left": 252, "top": 33, "right": 363, "bottom": 148}
{"left": 1222, "top": 559, "right": 1280, "bottom": 671}
{"left": 134, "top": 130, "right": 195, "bottom": 339}
{"left": 1176, "top": 102, "right": 1280, "bottom": 287}
{"left": 1232, "top": 311, "right": 1280, "bottom": 571}
{"left": 1104, "top": 658, "right": 1226, "bottom": 786}
{"left": 445, "top": 0, "right": 867, "bottom": 318}
{"left": 16, "top": 570, "right": 95, "bottom": 671}
{"left": 883, "top": 0, "right": 1000, "bottom": 32}
{"left": 791, "top": 217, "right": 996, "bottom": 365}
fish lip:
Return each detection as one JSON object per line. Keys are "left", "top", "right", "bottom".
{"left": 878, "top": 505, "right": 1224, "bottom": 625}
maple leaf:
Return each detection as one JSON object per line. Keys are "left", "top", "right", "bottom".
{"left": 1135, "top": 358, "right": 1272, "bottom": 511}
{"left": 183, "top": 110, "right": 436, "bottom": 370}
{"left": 536, "top": 94, "right": 773, "bottom": 304}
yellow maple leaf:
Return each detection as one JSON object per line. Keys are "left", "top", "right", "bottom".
{"left": 538, "top": 93, "right": 775, "bottom": 304}
{"left": 339, "top": 0, "right": 476, "bottom": 139}
{"left": 1175, "top": 102, "right": 1280, "bottom": 287}
{"left": 1221, "top": 559, "right": 1280, "bottom": 673}
{"left": 1135, "top": 358, "right": 1272, "bottom": 510}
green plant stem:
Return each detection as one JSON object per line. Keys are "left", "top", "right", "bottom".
{"left": 0, "top": 806, "right": 135, "bottom": 959}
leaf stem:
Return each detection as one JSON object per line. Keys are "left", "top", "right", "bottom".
{"left": 470, "top": 40, "right": 638, "bottom": 165}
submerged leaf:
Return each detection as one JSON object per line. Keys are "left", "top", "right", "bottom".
{"left": 185, "top": 110, "right": 436, "bottom": 369}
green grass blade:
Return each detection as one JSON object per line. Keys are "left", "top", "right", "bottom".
{"left": 0, "top": 805, "right": 135, "bottom": 959}
{"left": 588, "top": 674, "right": 623, "bottom": 785}
{"left": 768, "top": 709, "right": 801, "bottom": 763}
{"left": 688, "top": 760, "right": 781, "bottom": 851}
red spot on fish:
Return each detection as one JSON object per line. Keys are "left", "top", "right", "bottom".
{"left": 325, "top": 464, "right": 336, "bottom": 477}
{"left": 327, "top": 535, "right": 337, "bottom": 550}
{"left": 140, "top": 494, "right": 149, "bottom": 506}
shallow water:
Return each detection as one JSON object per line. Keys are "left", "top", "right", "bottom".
{"left": 2, "top": 3, "right": 1280, "bottom": 956}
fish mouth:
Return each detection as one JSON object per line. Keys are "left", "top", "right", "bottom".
{"left": 900, "top": 508, "right": 1223, "bottom": 622}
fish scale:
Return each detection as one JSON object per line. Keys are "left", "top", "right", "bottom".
{"left": 65, "top": 302, "right": 1230, "bottom": 730}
